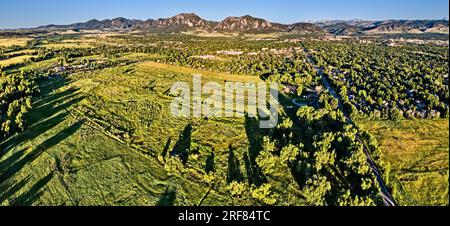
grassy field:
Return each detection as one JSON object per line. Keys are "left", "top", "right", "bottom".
{"left": 140, "top": 61, "right": 262, "bottom": 83}
{"left": 0, "top": 37, "right": 32, "bottom": 47}
{"left": 0, "top": 76, "right": 220, "bottom": 205}
{"left": 1, "top": 59, "right": 304, "bottom": 206}
{"left": 40, "top": 43, "right": 94, "bottom": 49}
{"left": 4, "top": 49, "right": 37, "bottom": 56}
{"left": 3, "top": 32, "right": 446, "bottom": 207}
{"left": 358, "top": 119, "right": 449, "bottom": 206}
{"left": 20, "top": 58, "right": 59, "bottom": 71}
{"left": 0, "top": 55, "right": 32, "bottom": 67}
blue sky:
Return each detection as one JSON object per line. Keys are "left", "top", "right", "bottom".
{"left": 0, "top": 0, "right": 448, "bottom": 29}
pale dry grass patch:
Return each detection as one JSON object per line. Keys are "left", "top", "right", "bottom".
{"left": 0, "top": 37, "right": 32, "bottom": 47}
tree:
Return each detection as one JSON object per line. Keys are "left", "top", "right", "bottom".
{"left": 302, "top": 175, "right": 331, "bottom": 206}
{"left": 1, "top": 120, "right": 11, "bottom": 136}
{"left": 227, "top": 181, "right": 247, "bottom": 198}
{"left": 279, "top": 144, "right": 302, "bottom": 166}
{"left": 337, "top": 190, "right": 375, "bottom": 206}
{"left": 389, "top": 108, "right": 403, "bottom": 121}
{"left": 251, "top": 184, "right": 278, "bottom": 205}
{"left": 256, "top": 137, "right": 278, "bottom": 176}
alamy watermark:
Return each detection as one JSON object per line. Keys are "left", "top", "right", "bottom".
{"left": 170, "top": 75, "right": 279, "bottom": 128}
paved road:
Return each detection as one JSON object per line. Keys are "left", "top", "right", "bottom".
{"left": 317, "top": 67, "right": 346, "bottom": 111}
{"left": 304, "top": 48, "right": 396, "bottom": 206}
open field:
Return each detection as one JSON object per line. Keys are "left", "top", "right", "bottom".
{"left": 0, "top": 37, "right": 32, "bottom": 47}
{"left": 140, "top": 61, "right": 263, "bottom": 83}
{"left": 1, "top": 30, "right": 448, "bottom": 206}
{"left": 358, "top": 119, "right": 449, "bottom": 206}
{"left": 19, "top": 58, "right": 59, "bottom": 71}
{"left": 4, "top": 49, "right": 37, "bottom": 56}
{"left": 0, "top": 55, "right": 32, "bottom": 67}
{"left": 1, "top": 58, "right": 305, "bottom": 205}
{"left": 39, "top": 43, "right": 94, "bottom": 49}
{"left": 0, "top": 75, "right": 223, "bottom": 205}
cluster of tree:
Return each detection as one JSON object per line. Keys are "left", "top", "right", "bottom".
{"left": 0, "top": 71, "right": 38, "bottom": 138}
{"left": 2, "top": 43, "right": 139, "bottom": 72}
{"left": 115, "top": 36, "right": 395, "bottom": 205}
{"left": 262, "top": 53, "right": 322, "bottom": 95}
{"left": 121, "top": 33, "right": 298, "bottom": 54}
{"left": 11, "top": 34, "right": 398, "bottom": 206}
{"left": 253, "top": 92, "right": 390, "bottom": 205}
{"left": 22, "top": 34, "right": 317, "bottom": 91}
{"left": 122, "top": 35, "right": 317, "bottom": 79}
{"left": 0, "top": 50, "right": 29, "bottom": 61}
{"left": 305, "top": 41, "right": 449, "bottom": 120}
{"left": 0, "top": 45, "right": 26, "bottom": 60}
{"left": 0, "top": 49, "right": 54, "bottom": 72}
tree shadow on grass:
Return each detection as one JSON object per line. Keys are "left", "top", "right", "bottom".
{"left": 0, "top": 75, "right": 84, "bottom": 205}
{"left": 32, "top": 87, "right": 79, "bottom": 112}
{"left": 0, "top": 176, "right": 31, "bottom": 204}
{"left": 0, "top": 111, "right": 69, "bottom": 155}
{"left": 156, "top": 187, "right": 177, "bottom": 206}
{"left": 205, "top": 152, "right": 215, "bottom": 173}
{"left": 243, "top": 114, "right": 267, "bottom": 186}
{"left": 161, "top": 137, "right": 172, "bottom": 159}
{"left": 170, "top": 123, "right": 192, "bottom": 164}
{"left": 227, "top": 145, "right": 244, "bottom": 183}
{"left": 0, "top": 120, "right": 84, "bottom": 185}
{"left": 10, "top": 172, "right": 54, "bottom": 206}
{"left": 0, "top": 84, "right": 83, "bottom": 156}
{"left": 32, "top": 91, "right": 82, "bottom": 121}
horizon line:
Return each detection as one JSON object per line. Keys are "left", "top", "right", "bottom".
{"left": 1, "top": 12, "right": 449, "bottom": 30}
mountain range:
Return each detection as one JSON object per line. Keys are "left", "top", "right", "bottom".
{"left": 35, "top": 13, "right": 449, "bottom": 35}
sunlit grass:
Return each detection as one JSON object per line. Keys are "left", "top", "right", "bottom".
{"left": 0, "top": 55, "right": 32, "bottom": 67}
{"left": 358, "top": 119, "right": 449, "bottom": 206}
{"left": 0, "top": 37, "right": 32, "bottom": 47}
{"left": 0, "top": 59, "right": 273, "bottom": 206}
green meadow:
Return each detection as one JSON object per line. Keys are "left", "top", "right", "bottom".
{"left": 359, "top": 119, "right": 449, "bottom": 206}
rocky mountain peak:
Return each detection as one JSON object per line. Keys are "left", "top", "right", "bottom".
{"left": 215, "top": 15, "right": 281, "bottom": 32}
{"left": 33, "top": 13, "right": 449, "bottom": 35}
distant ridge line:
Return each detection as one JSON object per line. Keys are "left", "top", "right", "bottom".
{"left": 18, "top": 13, "right": 448, "bottom": 35}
